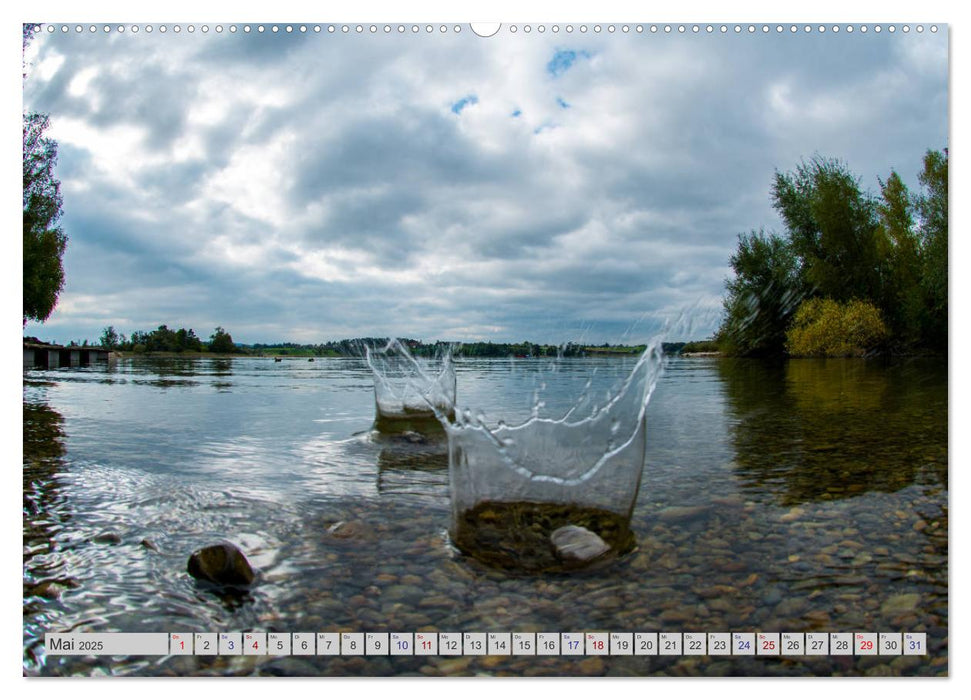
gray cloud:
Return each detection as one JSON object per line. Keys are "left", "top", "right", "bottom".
{"left": 22, "top": 26, "right": 948, "bottom": 345}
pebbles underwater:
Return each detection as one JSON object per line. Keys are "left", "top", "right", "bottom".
{"left": 23, "top": 356, "right": 948, "bottom": 677}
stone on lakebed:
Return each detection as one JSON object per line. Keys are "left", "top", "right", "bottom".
{"left": 551, "top": 525, "right": 610, "bottom": 563}
{"left": 187, "top": 542, "right": 255, "bottom": 586}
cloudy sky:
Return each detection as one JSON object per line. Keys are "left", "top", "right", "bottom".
{"left": 22, "top": 22, "right": 948, "bottom": 345}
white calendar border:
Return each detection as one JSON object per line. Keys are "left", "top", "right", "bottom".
{"left": 8, "top": 2, "right": 963, "bottom": 700}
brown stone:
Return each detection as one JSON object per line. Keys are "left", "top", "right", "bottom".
{"left": 328, "top": 520, "right": 375, "bottom": 540}
{"left": 577, "top": 656, "right": 605, "bottom": 675}
{"left": 187, "top": 542, "right": 255, "bottom": 586}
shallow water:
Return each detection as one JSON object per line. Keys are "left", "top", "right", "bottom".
{"left": 23, "top": 355, "right": 947, "bottom": 676}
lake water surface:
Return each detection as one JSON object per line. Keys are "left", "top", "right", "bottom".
{"left": 23, "top": 355, "right": 947, "bottom": 676}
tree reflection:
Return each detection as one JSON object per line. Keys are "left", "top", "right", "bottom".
{"left": 23, "top": 399, "right": 79, "bottom": 667}
{"left": 717, "top": 358, "right": 947, "bottom": 505}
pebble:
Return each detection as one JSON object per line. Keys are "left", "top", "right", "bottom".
{"left": 779, "top": 507, "right": 805, "bottom": 523}
{"left": 436, "top": 658, "right": 471, "bottom": 675}
{"left": 90, "top": 532, "right": 122, "bottom": 545}
{"left": 576, "top": 657, "right": 605, "bottom": 675}
{"left": 881, "top": 593, "right": 920, "bottom": 615}
{"left": 328, "top": 520, "right": 375, "bottom": 540}
{"left": 656, "top": 505, "right": 708, "bottom": 522}
{"left": 773, "top": 598, "right": 808, "bottom": 617}
{"left": 550, "top": 525, "right": 610, "bottom": 563}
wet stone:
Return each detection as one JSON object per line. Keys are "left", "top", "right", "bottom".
{"left": 90, "top": 531, "right": 122, "bottom": 545}
{"left": 773, "top": 598, "right": 808, "bottom": 618}
{"left": 656, "top": 505, "right": 709, "bottom": 523}
{"left": 762, "top": 587, "right": 784, "bottom": 606}
{"left": 577, "top": 656, "right": 605, "bottom": 675}
{"left": 187, "top": 543, "right": 255, "bottom": 586}
{"left": 551, "top": 525, "right": 610, "bottom": 563}
{"left": 881, "top": 593, "right": 920, "bottom": 616}
{"left": 328, "top": 520, "right": 375, "bottom": 540}
{"left": 452, "top": 501, "right": 634, "bottom": 573}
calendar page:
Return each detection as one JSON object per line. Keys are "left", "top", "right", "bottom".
{"left": 20, "top": 2, "right": 950, "bottom": 682}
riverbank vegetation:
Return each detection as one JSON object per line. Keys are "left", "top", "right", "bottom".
{"left": 82, "top": 328, "right": 689, "bottom": 359}
{"left": 97, "top": 325, "right": 239, "bottom": 354}
{"left": 717, "top": 149, "right": 947, "bottom": 357}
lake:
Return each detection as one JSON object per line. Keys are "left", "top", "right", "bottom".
{"left": 22, "top": 354, "right": 948, "bottom": 676}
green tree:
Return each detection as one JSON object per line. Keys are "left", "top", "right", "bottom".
{"left": 718, "top": 230, "right": 804, "bottom": 356}
{"left": 23, "top": 112, "right": 67, "bottom": 325}
{"left": 99, "top": 325, "right": 120, "bottom": 349}
{"left": 772, "top": 157, "right": 883, "bottom": 304}
{"left": 209, "top": 327, "right": 236, "bottom": 354}
{"left": 916, "top": 149, "right": 948, "bottom": 349}
{"left": 876, "top": 170, "right": 922, "bottom": 345}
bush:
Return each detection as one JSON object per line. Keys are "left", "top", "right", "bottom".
{"left": 786, "top": 298, "right": 888, "bottom": 357}
{"left": 680, "top": 339, "right": 721, "bottom": 353}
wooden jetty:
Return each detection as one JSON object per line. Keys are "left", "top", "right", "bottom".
{"left": 23, "top": 340, "right": 111, "bottom": 369}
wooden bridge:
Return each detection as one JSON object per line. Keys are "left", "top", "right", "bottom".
{"left": 23, "top": 341, "right": 111, "bottom": 369}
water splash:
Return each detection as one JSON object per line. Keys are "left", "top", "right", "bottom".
{"left": 380, "top": 333, "right": 666, "bottom": 521}
{"left": 365, "top": 339, "right": 456, "bottom": 433}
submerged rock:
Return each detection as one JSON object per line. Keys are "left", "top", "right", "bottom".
{"left": 881, "top": 593, "right": 920, "bottom": 616}
{"left": 328, "top": 520, "right": 375, "bottom": 540}
{"left": 656, "top": 505, "right": 709, "bottom": 522}
{"left": 550, "top": 525, "right": 610, "bottom": 563}
{"left": 187, "top": 543, "right": 255, "bottom": 586}
{"left": 90, "top": 531, "right": 122, "bottom": 545}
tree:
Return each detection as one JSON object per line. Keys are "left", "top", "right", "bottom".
{"left": 99, "top": 326, "right": 120, "bottom": 350}
{"left": 718, "top": 230, "right": 805, "bottom": 356}
{"left": 24, "top": 112, "right": 67, "bottom": 325}
{"left": 772, "top": 157, "right": 883, "bottom": 304}
{"left": 916, "top": 149, "right": 948, "bottom": 349}
{"left": 23, "top": 24, "right": 67, "bottom": 326}
{"left": 209, "top": 327, "right": 236, "bottom": 354}
{"left": 876, "top": 170, "right": 922, "bottom": 345}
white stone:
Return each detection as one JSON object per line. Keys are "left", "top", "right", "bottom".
{"left": 551, "top": 525, "right": 610, "bottom": 562}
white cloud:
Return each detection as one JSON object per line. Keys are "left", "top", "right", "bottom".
{"left": 21, "top": 26, "right": 949, "bottom": 345}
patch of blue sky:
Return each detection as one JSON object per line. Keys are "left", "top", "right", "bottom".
{"left": 451, "top": 94, "right": 478, "bottom": 114}
{"left": 556, "top": 97, "right": 570, "bottom": 109}
{"left": 511, "top": 109, "right": 522, "bottom": 118}
{"left": 546, "top": 49, "right": 591, "bottom": 78}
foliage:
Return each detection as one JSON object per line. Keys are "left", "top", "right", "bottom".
{"left": 772, "top": 157, "right": 883, "bottom": 303}
{"left": 679, "top": 339, "right": 720, "bottom": 354}
{"left": 719, "top": 150, "right": 947, "bottom": 356}
{"left": 99, "top": 326, "right": 120, "bottom": 350}
{"left": 23, "top": 112, "right": 67, "bottom": 324}
{"left": 208, "top": 327, "right": 236, "bottom": 354}
{"left": 124, "top": 325, "right": 204, "bottom": 352}
{"left": 876, "top": 171, "right": 922, "bottom": 346}
{"left": 916, "top": 149, "right": 948, "bottom": 349}
{"left": 786, "top": 298, "right": 888, "bottom": 357}
{"left": 718, "top": 230, "right": 805, "bottom": 356}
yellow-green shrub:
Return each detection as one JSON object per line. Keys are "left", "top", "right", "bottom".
{"left": 786, "top": 298, "right": 888, "bottom": 357}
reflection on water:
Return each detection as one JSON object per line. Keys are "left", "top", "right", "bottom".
{"left": 23, "top": 400, "right": 77, "bottom": 668}
{"left": 719, "top": 358, "right": 947, "bottom": 504}
{"left": 23, "top": 355, "right": 947, "bottom": 676}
